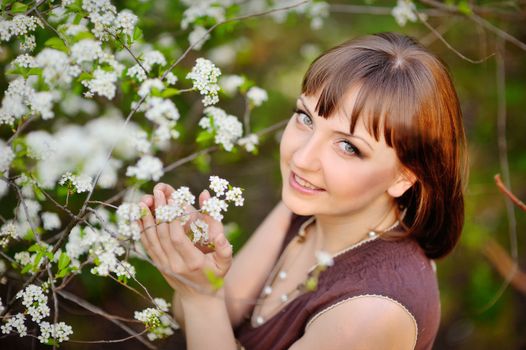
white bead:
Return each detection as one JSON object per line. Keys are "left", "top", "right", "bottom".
{"left": 368, "top": 231, "right": 377, "bottom": 238}
{"left": 278, "top": 271, "right": 287, "bottom": 280}
{"left": 280, "top": 294, "right": 288, "bottom": 303}
{"left": 256, "top": 316, "right": 264, "bottom": 325}
{"left": 263, "top": 286, "right": 272, "bottom": 295}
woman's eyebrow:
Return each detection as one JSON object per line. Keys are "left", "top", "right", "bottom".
{"left": 298, "top": 96, "right": 373, "bottom": 151}
{"left": 298, "top": 96, "right": 316, "bottom": 117}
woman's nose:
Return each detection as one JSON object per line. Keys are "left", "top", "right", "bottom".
{"left": 291, "top": 133, "right": 322, "bottom": 172}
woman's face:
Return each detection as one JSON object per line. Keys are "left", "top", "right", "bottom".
{"left": 279, "top": 90, "right": 407, "bottom": 219}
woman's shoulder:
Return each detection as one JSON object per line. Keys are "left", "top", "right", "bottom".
{"left": 305, "top": 236, "right": 440, "bottom": 349}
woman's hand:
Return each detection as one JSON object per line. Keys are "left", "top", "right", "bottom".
{"left": 138, "top": 183, "right": 233, "bottom": 300}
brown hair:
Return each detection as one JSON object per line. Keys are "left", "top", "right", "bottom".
{"left": 302, "top": 32, "right": 467, "bottom": 259}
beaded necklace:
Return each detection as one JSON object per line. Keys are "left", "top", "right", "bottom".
{"left": 251, "top": 217, "right": 399, "bottom": 327}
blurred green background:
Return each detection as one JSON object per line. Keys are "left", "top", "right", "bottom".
{"left": 1, "top": 0, "right": 525, "bottom": 349}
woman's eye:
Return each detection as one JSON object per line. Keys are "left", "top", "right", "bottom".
{"left": 338, "top": 140, "right": 360, "bottom": 156}
{"left": 294, "top": 109, "right": 313, "bottom": 127}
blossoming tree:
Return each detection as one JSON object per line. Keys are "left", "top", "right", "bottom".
{"left": 0, "top": 0, "right": 524, "bottom": 348}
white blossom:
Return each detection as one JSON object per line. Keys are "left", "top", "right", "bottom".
{"left": 392, "top": 0, "right": 418, "bottom": 27}
{"left": 247, "top": 86, "right": 268, "bottom": 107}
{"left": 127, "top": 64, "right": 147, "bottom": 82}
{"left": 30, "top": 91, "right": 56, "bottom": 120}
{"left": 113, "top": 260, "right": 136, "bottom": 279}
{"left": 134, "top": 307, "right": 161, "bottom": 327}
{"left": 220, "top": 75, "right": 244, "bottom": 95}
{"left": 181, "top": 3, "right": 225, "bottom": 30}
{"left": 209, "top": 176, "right": 229, "bottom": 196}
{"left": 153, "top": 298, "right": 170, "bottom": 313}
{"left": 126, "top": 155, "right": 164, "bottom": 181}
{"left": 143, "top": 50, "right": 166, "bottom": 71}
{"left": 238, "top": 134, "right": 259, "bottom": 152}
{"left": 115, "top": 9, "right": 138, "bottom": 36}
{"left": 25, "top": 130, "right": 56, "bottom": 160}
{"left": 225, "top": 187, "right": 244, "bottom": 206}
{"left": 186, "top": 58, "right": 221, "bottom": 106}
{"left": 165, "top": 72, "right": 178, "bottom": 85}
{"left": 201, "top": 197, "right": 228, "bottom": 222}
{"left": 0, "top": 221, "right": 17, "bottom": 247}
{"left": 1, "top": 313, "right": 27, "bottom": 337}
{"left": 38, "top": 321, "right": 73, "bottom": 344}
{"left": 71, "top": 39, "right": 103, "bottom": 64}
{"left": 59, "top": 172, "right": 93, "bottom": 193}
{"left": 188, "top": 26, "right": 210, "bottom": 50}
{"left": 36, "top": 49, "right": 80, "bottom": 88}
{"left": 82, "top": 68, "right": 118, "bottom": 100}
{"left": 16, "top": 284, "right": 50, "bottom": 324}
{"left": 190, "top": 219, "right": 209, "bottom": 244}
{"left": 200, "top": 107, "right": 243, "bottom": 151}
{"left": 117, "top": 203, "right": 142, "bottom": 222}
{"left": 139, "top": 78, "right": 164, "bottom": 98}
{"left": 41, "top": 212, "right": 61, "bottom": 231}
{"left": 13, "top": 54, "right": 37, "bottom": 68}
{"left": 0, "top": 140, "right": 15, "bottom": 173}
{"left": 20, "top": 34, "right": 36, "bottom": 52}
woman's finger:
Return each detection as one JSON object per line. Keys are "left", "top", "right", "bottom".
{"left": 140, "top": 194, "right": 154, "bottom": 209}
{"left": 211, "top": 233, "right": 233, "bottom": 276}
{"left": 169, "top": 218, "right": 205, "bottom": 271}
{"left": 140, "top": 201, "right": 169, "bottom": 267}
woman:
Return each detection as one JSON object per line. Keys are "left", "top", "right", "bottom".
{"left": 138, "top": 32, "right": 466, "bottom": 349}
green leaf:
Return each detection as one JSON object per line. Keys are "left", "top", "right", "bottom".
{"left": 21, "top": 264, "right": 33, "bottom": 274}
{"left": 457, "top": 1, "right": 472, "bottom": 15}
{"left": 58, "top": 252, "right": 71, "bottom": 270}
{"left": 27, "top": 67, "right": 43, "bottom": 77}
{"left": 56, "top": 268, "right": 70, "bottom": 279}
{"left": 11, "top": 2, "right": 28, "bottom": 13}
{"left": 133, "top": 27, "right": 143, "bottom": 41}
{"left": 161, "top": 88, "right": 180, "bottom": 98}
{"left": 44, "top": 37, "right": 68, "bottom": 53}
{"left": 204, "top": 269, "right": 224, "bottom": 291}
{"left": 28, "top": 243, "right": 41, "bottom": 252}
{"left": 196, "top": 130, "right": 214, "bottom": 144}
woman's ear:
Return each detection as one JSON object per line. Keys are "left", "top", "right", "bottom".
{"left": 387, "top": 167, "right": 417, "bottom": 198}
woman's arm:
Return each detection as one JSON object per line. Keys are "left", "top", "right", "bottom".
{"left": 224, "top": 201, "right": 292, "bottom": 327}
{"left": 289, "top": 296, "right": 417, "bottom": 350}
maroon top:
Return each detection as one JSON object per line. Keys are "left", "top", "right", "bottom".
{"left": 235, "top": 215, "right": 440, "bottom": 350}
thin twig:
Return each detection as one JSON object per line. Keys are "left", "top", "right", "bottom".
{"left": 7, "top": 116, "right": 36, "bottom": 145}
{"left": 57, "top": 290, "right": 156, "bottom": 349}
{"left": 495, "top": 174, "right": 526, "bottom": 212}
{"left": 67, "top": 329, "right": 149, "bottom": 344}
{"left": 495, "top": 38, "right": 518, "bottom": 261}
{"left": 417, "top": 12, "right": 494, "bottom": 64}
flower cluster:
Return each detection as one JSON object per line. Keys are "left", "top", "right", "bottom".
{"left": 134, "top": 300, "right": 175, "bottom": 340}
{"left": 392, "top": 0, "right": 418, "bottom": 27}
{"left": 81, "top": 68, "right": 118, "bottom": 100}
{"left": 190, "top": 219, "right": 209, "bottom": 244}
{"left": 0, "top": 140, "right": 14, "bottom": 174}
{"left": 155, "top": 186, "right": 195, "bottom": 223}
{"left": 126, "top": 155, "right": 164, "bottom": 181}
{"left": 41, "top": 212, "right": 61, "bottom": 231}
{"left": 59, "top": 172, "right": 94, "bottom": 193}
{"left": 116, "top": 203, "right": 142, "bottom": 241}
{"left": 202, "top": 175, "right": 244, "bottom": 221}
{"left": 38, "top": 321, "right": 73, "bottom": 344}
{"left": 16, "top": 284, "right": 50, "bottom": 324}
{"left": 237, "top": 134, "right": 259, "bottom": 152}
{"left": 0, "top": 221, "right": 17, "bottom": 248}
{"left": 0, "top": 15, "right": 42, "bottom": 42}
{"left": 186, "top": 58, "right": 221, "bottom": 106}
{"left": 199, "top": 107, "right": 243, "bottom": 151}
{"left": 246, "top": 86, "right": 268, "bottom": 107}
{"left": 1, "top": 313, "right": 27, "bottom": 337}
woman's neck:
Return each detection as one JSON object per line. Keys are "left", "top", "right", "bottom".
{"left": 313, "top": 205, "right": 398, "bottom": 254}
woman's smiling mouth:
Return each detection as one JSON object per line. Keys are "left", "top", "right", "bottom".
{"left": 289, "top": 172, "right": 325, "bottom": 193}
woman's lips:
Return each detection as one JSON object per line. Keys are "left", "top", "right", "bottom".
{"left": 289, "top": 172, "right": 325, "bottom": 194}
